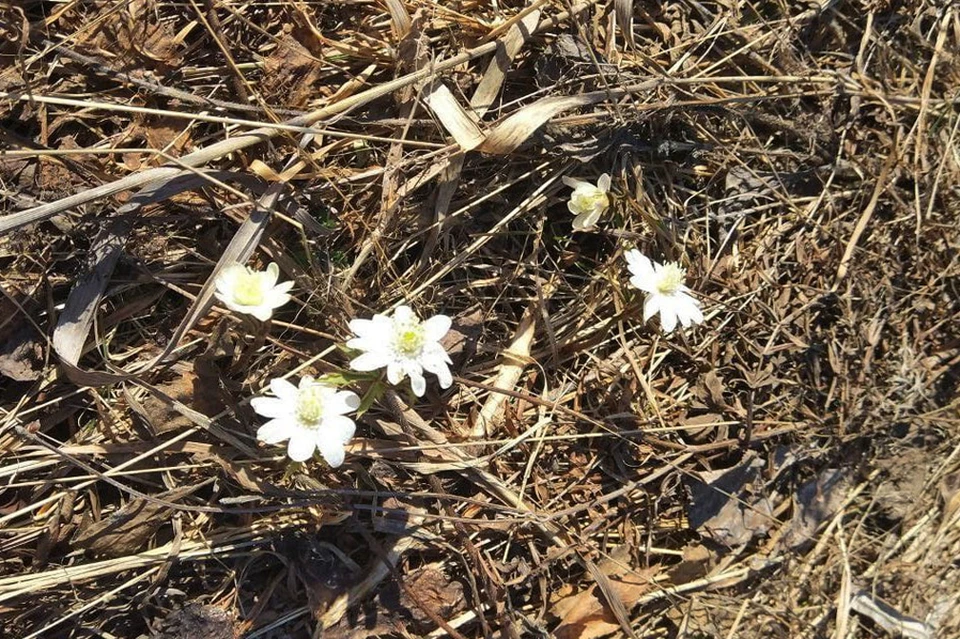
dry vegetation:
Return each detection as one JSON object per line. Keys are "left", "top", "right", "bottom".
{"left": 1, "top": 0, "right": 959, "bottom": 637}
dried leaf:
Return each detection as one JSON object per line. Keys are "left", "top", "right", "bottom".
{"left": 940, "top": 471, "right": 960, "bottom": 525}
{"left": 552, "top": 565, "right": 659, "bottom": 639}
{"left": 667, "top": 544, "right": 716, "bottom": 585}
{"left": 782, "top": 468, "right": 851, "bottom": 551}
{"left": 72, "top": 484, "right": 199, "bottom": 557}
{"left": 470, "top": 9, "right": 541, "bottom": 114}
{"left": 73, "top": 498, "right": 166, "bottom": 557}
{"left": 850, "top": 590, "right": 934, "bottom": 639}
{"left": 422, "top": 81, "right": 485, "bottom": 151}
{"left": 52, "top": 217, "right": 131, "bottom": 367}
{"left": 152, "top": 604, "right": 236, "bottom": 639}
{"left": 0, "top": 317, "right": 43, "bottom": 382}
{"left": 615, "top": 0, "right": 635, "bottom": 49}
{"left": 686, "top": 454, "right": 774, "bottom": 547}
{"left": 262, "top": 35, "right": 324, "bottom": 107}
{"left": 399, "top": 564, "right": 465, "bottom": 626}
{"left": 134, "top": 369, "right": 224, "bottom": 434}
{"left": 472, "top": 304, "right": 537, "bottom": 437}
{"left": 478, "top": 94, "right": 597, "bottom": 155}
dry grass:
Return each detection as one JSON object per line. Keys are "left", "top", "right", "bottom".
{"left": 1, "top": 0, "right": 959, "bottom": 637}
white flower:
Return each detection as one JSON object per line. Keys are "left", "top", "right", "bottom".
{"left": 563, "top": 173, "right": 611, "bottom": 231}
{"left": 625, "top": 249, "right": 704, "bottom": 333}
{"left": 214, "top": 262, "right": 293, "bottom": 321}
{"left": 250, "top": 376, "right": 360, "bottom": 466}
{"left": 347, "top": 305, "right": 453, "bottom": 397}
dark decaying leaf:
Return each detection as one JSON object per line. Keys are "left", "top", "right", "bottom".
{"left": 150, "top": 603, "right": 236, "bottom": 639}
{"left": 0, "top": 320, "right": 43, "bottom": 381}
{"left": 686, "top": 454, "right": 774, "bottom": 547}
{"left": 782, "top": 468, "right": 851, "bottom": 551}
{"left": 0, "top": 286, "right": 45, "bottom": 382}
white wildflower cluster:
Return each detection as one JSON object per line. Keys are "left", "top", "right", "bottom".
{"left": 215, "top": 176, "right": 706, "bottom": 465}
{"left": 563, "top": 172, "right": 705, "bottom": 334}
{"left": 212, "top": 261, "right": 453, "bottom": 466}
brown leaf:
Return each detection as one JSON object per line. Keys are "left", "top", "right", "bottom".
{"left": 439, "top": 309, "right": 483, "bottom": 359}
{"left": 681, "top": 412, "right": 724, "bottom": 443}
{"left": 261, "top": 34, "right": 324, "bottom": 107}
{"left": 940, "top": 471, "right": 960, "bottom": 525}
{"left": 73, "top": 485, "right": 201, "bottom": 557}
{"left": 400, "top": 564, "right": 465, "bottom": 625}
{"left": 0, "top": 321, "right": 43, "bottom": 381}
{"left": 73, "top": 498, "right": 164, "bottom": 557}
{"left": 667, "top": 544, "right": 716, "bottom": 585}
{"left": 552, "top": 559, "right": 659, "bottom": 639}
{"left": 136, "top": 370, "right": 223, "bottom": 434}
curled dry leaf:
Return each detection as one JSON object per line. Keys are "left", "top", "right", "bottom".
{"left": 478, "top": 94, "right": 597, "bottom": 155}
{"left": 422, "top": 81, "right": 485, "bottom": 151}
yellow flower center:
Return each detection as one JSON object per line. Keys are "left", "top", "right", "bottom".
{"left": 656, "top": 263, "right": 686, "bottom": 295}
{"left": 572, "top": 188, "right": 608, "bottom": 213}
{"left": 296, "top": 385, "right": 325, "bottom": 427}
{"left": 233, "top": 271, "right": 265, "bottom": 306}
{"left": 395, "top": 323, "right": 425, "bottom": 357}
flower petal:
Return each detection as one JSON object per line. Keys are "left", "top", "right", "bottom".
{"left": 572, "top": 210, "right": 600, "bottom": 231}
{"left": 323, "top": 414, "right": 357, "bottom": 443}
{"left": 327, "top": 390, "right": 361, "bottom": 415}
{"left": 317, "top": 439, "right": 346, "bottom": 468}
{"left": 215, "top": 264, "right": 244, "bottom": 294}
{"left": 625, "top": 249, "right": 655, "bottom": 279}
{"left": 257, "top": 418, "right": 292, "bottom": 445}
{"left": 675, "top": 296, "right": 704, "bottom": 327}
{"left": 659, "top": 306, "right": 679, "bottom": 333}
{"left": 598, "top": 173, "right": 611, "bottom": 192}
{"left": 250, "top": 397, "right": 290, "bottom": 419}
{"left": 392, "top": 305, "right": 416, "bottom": 324}
{"left": 250, "top": 305, "right": 273, "bottom": 322}
{"left": 265, "top": 290, "right": 291, "bottom": 311}
{"left": 286, "top": 429, "right": 317, "bottom": 462}
{"left": 686, "top": 300, "right": 704, "bottom": 325}
{"left": 434, "top": 362, "right": 453, "bottom": 389}
{"left": 562, "top": 176, "right": 592, "bottom": 190}
{"left": 422, "top": 342, "right": 452, "bottom": 366}
{"left": 386, "top": 361, "right": 405, "bottom": 385}
{"left": 270, "top": 378, "right": 299, "bottom": 402}
{"left": 643, "top": 294, "right": 662, "bottom": 322}
{"left": 409, "top": 370, "right": 427, "bottom": 397}
{"left": 350, "top": 351, "right": 391, "bottom": 372}
{"left": 349, "top": 318, "right": 378, "bottom": 339}
{"left": 265, "top": 262, "right": 280, "bottom": 284}
{"left": 422, "top": 314, "right": 452, "bottom": 341}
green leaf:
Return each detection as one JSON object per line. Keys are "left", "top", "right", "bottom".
{"left": 356, "top": 380, "right": 386, "bottom": 417}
